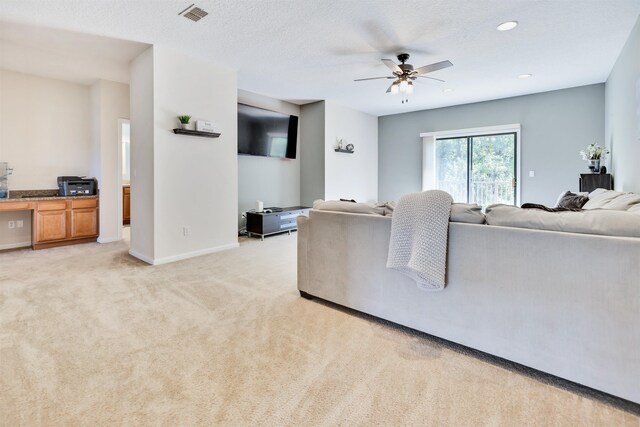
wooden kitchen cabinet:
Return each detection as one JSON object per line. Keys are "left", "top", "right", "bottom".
{"left": 0, "top": 196, "right": 99, "bottom": 250}
{"left": 71, "top": 199, "right": 98, "bottom": 238}
{"left": 31, "top": 197, "right": 99, "bottom": 249}
{"left": 36, "top": 207, "right": 67, "bottom": 242}
{"left": 123, "top": 185, "right": 130, "bottom": 225}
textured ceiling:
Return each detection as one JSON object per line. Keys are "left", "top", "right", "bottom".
{"left": 0, "top": 21, "right": 150, "bottom": 85}
{"left": 1, "top": 0, "right": 639, "bottom": 116}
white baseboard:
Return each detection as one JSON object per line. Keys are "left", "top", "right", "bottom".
{"left": 128, "top": 248, "right": 155, "bottom": 265}
{"left": 98, "top": 236, "right": 122, "bottom": 244}
{"left": 129, "top": 242, "right": 239, "bottom": 266}
{"left": 0, "top": 241, "right": 31, "bottom": 251}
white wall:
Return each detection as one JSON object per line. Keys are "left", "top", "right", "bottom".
{"left": 606, "top": 15, "right": 640, "bottom": 194}
{"left": 0, "top": 69, "right": 92, "bottom": 248}
{"left": 129, "top": 46, "right": 238, "bottom": 265}
{"left": 324, "top": 101, "right": 378, "bottom": 203}
{"left": 0, "top": 69, "right": 92, "bottom": 189}
{"left": 237, "top": 90, "right": 300, "bottom": 227}
{"left": 153, "top": 47, "right": 238, "bottom": 262}
{"left": 90, "top": 80, "right": 130, "bottom": 243}
{"left": 129, "top": 47, "right": 155, "bottom": 261}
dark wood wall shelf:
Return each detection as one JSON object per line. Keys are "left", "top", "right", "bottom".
{"left": 334, "top": 148, "right": 354, "bottom": 154}
{"left": 173, "top": 129, "right": 221, "bottom": 138}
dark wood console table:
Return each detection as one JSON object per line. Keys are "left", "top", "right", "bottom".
{"left": 579, "top": 173, "right": 613, "bottom": 193}
{"left": 246, "top": 206, "right": 310, "bottom": 240}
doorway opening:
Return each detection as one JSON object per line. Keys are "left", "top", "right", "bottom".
{"left": 118, "top": 119, "right": 131, "bottom": 242}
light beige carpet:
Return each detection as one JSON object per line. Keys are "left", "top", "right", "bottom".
{"left": 0, "top": 231, "right": 638, "bottom": 426}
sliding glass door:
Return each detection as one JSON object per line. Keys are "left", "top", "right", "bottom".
{"left": 436, "top": 132, "right": 516, "bottom": 206}
{"left": 435, "top": 137, "right": 468, "bottom": 202}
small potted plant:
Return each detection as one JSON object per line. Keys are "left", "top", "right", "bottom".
{"left": 178, "top": 115, "right": 192, "bottom": 130}
{"left": 579, "top": 143, "right": 609, "bottom": 173}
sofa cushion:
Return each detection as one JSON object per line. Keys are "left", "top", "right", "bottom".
{"left": 450, "top": 203, "right": 485, "bottom": 224}
{"left": 312, "top": 200, "right": 485, "bottom": 223}
{"left": 582, "top": 188, "right": 622, "bottom": 209}
{"left": 376, "top": 201, "right": 396, "bottom": 215}
{"left": 312, "top": 200, "right": 387, "bottom": 215}
{"left": 582, "top": 188, "right": 640, "bottom": 210}
{"left": 556, "top": 191, "right": 589, "bottom": 209}
{"left": 600, "top": 192, "right": 640, "bottom": 210}
{"left": 582, "top": 189, "right": 623, "bottom": 209}
{"left": 485, "top": 204, "right": 640, "bottom": 238}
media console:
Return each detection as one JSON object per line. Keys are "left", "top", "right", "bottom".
{"left": 246, "top": 206, "right": 310, "bottom": 240}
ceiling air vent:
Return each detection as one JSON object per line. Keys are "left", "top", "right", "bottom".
{"left": 178, "top": 4, "right": 208, "bottom": 22}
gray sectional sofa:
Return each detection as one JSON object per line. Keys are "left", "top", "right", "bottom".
{"left": 297, "top": 189, "right": 640, "bottom": 403}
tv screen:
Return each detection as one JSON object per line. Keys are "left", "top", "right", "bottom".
{"left": 238, "top": 104, "right": 298, "bottom": 159}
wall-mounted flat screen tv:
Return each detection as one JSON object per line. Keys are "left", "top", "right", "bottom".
{"left": 238, "top": 103, "right": 298, "bottom": 159}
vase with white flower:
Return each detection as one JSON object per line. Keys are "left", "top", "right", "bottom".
{"left": 579, "top": 143, "right": 609, "bottom": 173}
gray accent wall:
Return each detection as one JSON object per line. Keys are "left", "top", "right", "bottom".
{"left": 606, "top": 15, "right": 640, "bottom": 194}
{"left": 300, "top": 101, "right": 325, "bottom": 206}
{"left": 378, "top": 84, "right": 605, "bottom": 206}
{"left": 237, "top": 90, "right": 301, "bottom": 228}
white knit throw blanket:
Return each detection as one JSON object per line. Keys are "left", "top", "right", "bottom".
{"left": 386, "top": 190, "right": 453, "bottom": 291}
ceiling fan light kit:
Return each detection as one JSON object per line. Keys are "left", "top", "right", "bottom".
{"left": 355, "top": 53, "right": 453, "bottom": 104}
{"left": 406, "top": 81, "right": 414, "bottom": 94}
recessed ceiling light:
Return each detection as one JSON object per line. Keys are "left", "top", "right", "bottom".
{"left": 443, "top": 88, "right": 454, "bottom": 93}
{"left": 518, "top": 73, "right": 532, "bottom": 79}
{"left": 497, "top": 21, "right": 518, "bottom": 31}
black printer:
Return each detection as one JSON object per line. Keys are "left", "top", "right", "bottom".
{"left": 57, "top": 176, "right": 98, "bottom": 196}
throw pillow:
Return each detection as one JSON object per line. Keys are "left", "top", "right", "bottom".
{"left": 554, "top": 190, "right": 587, "bottom": 207}
{"left": 557, "top": 191, "right": 589, "bottom": 209}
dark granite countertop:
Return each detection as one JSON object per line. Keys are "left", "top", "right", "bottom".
{"left": 0, "top": 189, "right": 98, "bottom": 203}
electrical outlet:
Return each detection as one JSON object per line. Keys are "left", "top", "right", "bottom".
{"left": 183, "top": 226, "right": 191, "bottom": 236}
{"left": 8, "top": 221, "right": 15, "bottom": 229}
{"left": 17, "top": 220, "right": 23, "bottom": 228}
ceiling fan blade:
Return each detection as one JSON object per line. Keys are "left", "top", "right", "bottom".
{"left": 381, "top": 58, "right": 402, "bottom": 74}
{"left": 386, "top": 83, "right": 395, "bottom": 93}
{"left": 413, "top": 60, "right": 453, "bottom": 75}
{"left": 354, "top": 76, "right": 394, "bottom": 81}
{"left": 416, "top": 75, "right": 446, "bottom": 83}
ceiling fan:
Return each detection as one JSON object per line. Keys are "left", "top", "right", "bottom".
{"left": 355, "top": 53, "right": 453, "bottom": 103}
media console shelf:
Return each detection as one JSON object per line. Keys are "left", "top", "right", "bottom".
{"left": 172, "top": 129, "right": 221, "bottom": 138}
{"left": 246, "top": 206, "right": 310, "bottom": 240}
